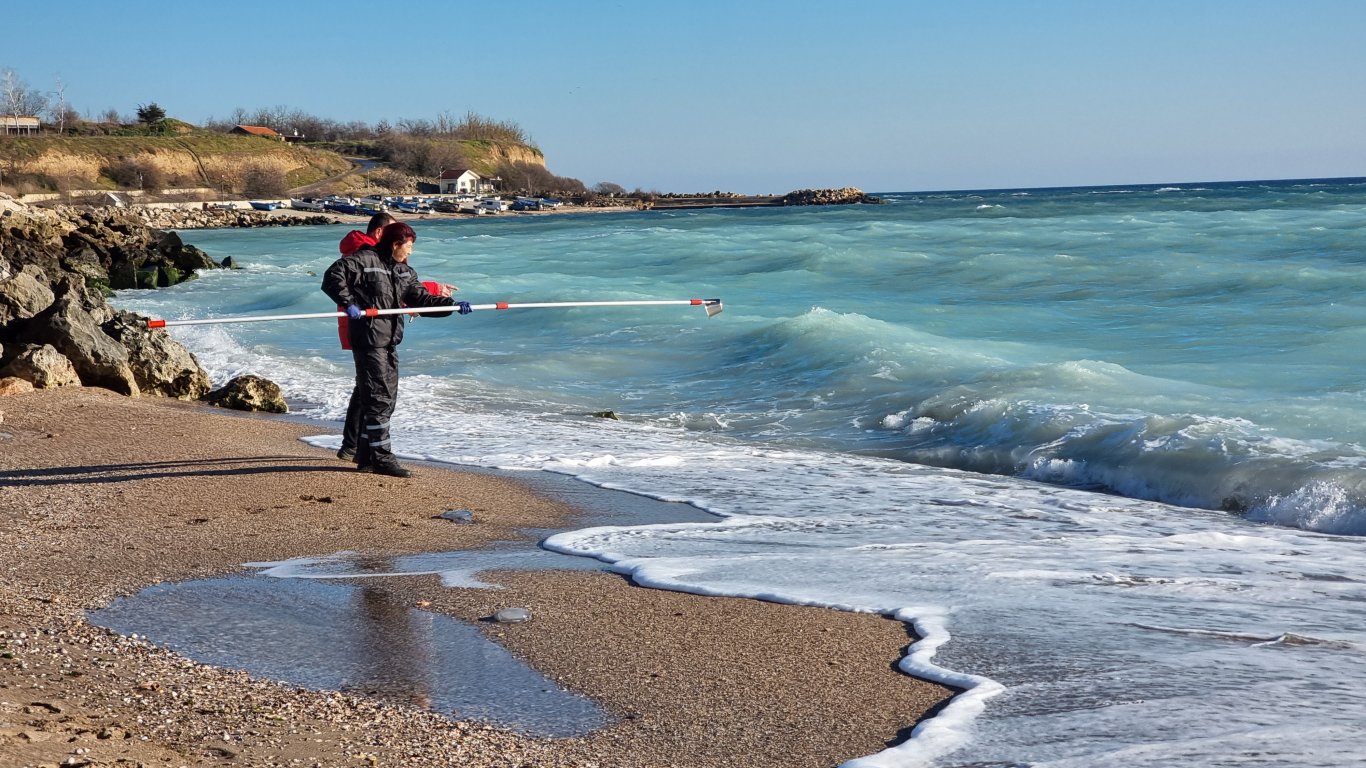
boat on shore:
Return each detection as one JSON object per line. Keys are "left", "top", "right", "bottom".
{"left": 249, "top": 201, "right": 280, "bottom": 212}
{"left": 392, "top": 199, "right": 432, "bottom": 214}
{"left": 323, "top": 196, "right": 360, "bottom": 215}
{"left": 289, "top": 197, "right": 327, "bottom": 212}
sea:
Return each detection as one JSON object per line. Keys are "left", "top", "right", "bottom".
{"left": 111, "top": 178, "right": 1366, "bottom": 767}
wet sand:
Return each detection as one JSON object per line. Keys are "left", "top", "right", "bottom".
{"left": 0, "top": 387, "right": 951, "bottom": 767}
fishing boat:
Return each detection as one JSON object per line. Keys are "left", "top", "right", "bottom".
{"left": 323, "top": 196, "right": 360, "bottom": 215}
{"left": 289, "top": 197, "right": 327, "bottom": 212}
{"left": 392, "top": 200, "right": 432, "bottom": 214}
{"left": 249, "top": 201, "right": 280, "bottom": 211}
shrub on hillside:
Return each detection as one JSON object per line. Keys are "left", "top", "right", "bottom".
{"left": 494, "top": 161, "right": 586, "bottom": 198}
{"left": 364, "top": 167, "right": 411, "bottom": 192}
{"left": 242, "top": 166, "right": 286, "bottom": 198}
{"left": 103, "top": 159, "right": 166, "bottom": 191}
{"left": 377, "top": 134, "right": 470, "bottom": 177}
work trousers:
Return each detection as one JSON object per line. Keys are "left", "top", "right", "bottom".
{"left": 341, "top": 385, "right": 363, "bottom": 455}
{"left": 351, "top": 344, "right": 400, "bottom": 467}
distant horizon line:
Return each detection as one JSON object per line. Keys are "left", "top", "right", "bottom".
{"left": 869, "top": 174, "right": 1366, "bottom": 197}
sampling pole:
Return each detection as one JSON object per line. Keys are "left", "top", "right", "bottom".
{"left": 145, "top": 298, "right": 724, "bottom": 328}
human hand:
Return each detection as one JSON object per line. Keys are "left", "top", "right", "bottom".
{"left": 346, "top": 304, "right": 364, "bottom": 320}
{"left": 456, "top": 301, "right": 472, "bottom": 315}
{"left": 438, "top": 283, "right": 456, "bottom": 297}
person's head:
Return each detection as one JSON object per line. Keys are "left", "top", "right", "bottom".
{"left": 366, "top": 211, "right": 397, "bottom": 237}
{"left": 376, "top": 222, "right": 417, "bottom": 263}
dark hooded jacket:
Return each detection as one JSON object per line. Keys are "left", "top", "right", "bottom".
{"left": 322, "top": 247, "right": 454, "bottom": 349}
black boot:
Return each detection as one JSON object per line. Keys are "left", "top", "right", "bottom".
{"left": 370, "top": 460, "right": 412, "bottom": 478}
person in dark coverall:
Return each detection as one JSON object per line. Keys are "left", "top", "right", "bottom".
{"left": 322, "top": 222, "right": 470, "bottom": 477}
{"left": 332, "top": 213, "right": 456, "bottom": 462}
{"left": 333, "top": 212, "right": 397, "bottom": 461}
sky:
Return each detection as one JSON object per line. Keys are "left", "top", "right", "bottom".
{"left": 4, "top": 0, "right": 1365, "bottom": 193}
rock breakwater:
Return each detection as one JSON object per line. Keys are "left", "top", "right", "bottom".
{"left": 780, "top": 187, "right": 882, "bottom": 205}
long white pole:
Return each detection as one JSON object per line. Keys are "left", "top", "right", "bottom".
{"left": 146, "top": 298, "right": 723, "bottom": 327}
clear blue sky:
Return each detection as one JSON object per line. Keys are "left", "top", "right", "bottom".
{"left": 6, "top": 0, "right": 1364, "bottom": 193}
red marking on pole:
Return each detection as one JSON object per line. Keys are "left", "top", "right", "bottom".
{"left": 365, "top": 308, "right": 379, "bottom": 317}
{"left": 690, "top": 299, "right": 702, "bottom": 305}
{"left": 496, "top": 302, "right": 509, "bottom": 310}
{"left": 148, "top": 319, "right": 167, "bottom": 328}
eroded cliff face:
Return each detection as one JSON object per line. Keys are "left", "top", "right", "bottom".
{"left": 2, "top": 136, "right": 354, "bottom": 194}
{"left": 486, "top": 144, "right": 546, "bottom": 169}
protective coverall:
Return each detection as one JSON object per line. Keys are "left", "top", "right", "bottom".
{"left": 322, "top": 246, "right": 454, "bottom": 471}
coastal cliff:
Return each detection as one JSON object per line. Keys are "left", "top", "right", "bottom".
{"left": 1, "top": 134, "right": 353, "bottom": 196}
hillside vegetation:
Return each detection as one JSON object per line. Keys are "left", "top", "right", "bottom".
{"left": 0, "top": 131, "right": 354, "bottom": 197}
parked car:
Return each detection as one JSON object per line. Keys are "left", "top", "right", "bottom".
{"left": 510, "top": 199, "right": 541, "bottom": 211}
{"left": 477, "top": 198, "right": 506, "bottom": 214}
{"left": 432, "top": 200, "right": 462, "bottom": 213}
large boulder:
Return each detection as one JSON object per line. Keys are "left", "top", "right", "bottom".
{"left": 0, "top": 343, "right": 81, "bottom": 388}
{"left": 0, "top": 263, "right": 57, "bottom": 326}
{"left": 18, "top": 291, "right": 139, "bottom": 396}
{"left": 204, "top": 374, "right": 287, "bottom": 413}
{"left": 102, "top": 310, "right": 211, "bottom": 399}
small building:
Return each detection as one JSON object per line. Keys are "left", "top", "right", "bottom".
{"left": 438, "top": 168, "right": 493, "bottom": 194}
{"left": 1, "top": 116, "right": 41, "bottom": 136}
{"left": 231, "top": 124, "right": 284, "bottom": 141}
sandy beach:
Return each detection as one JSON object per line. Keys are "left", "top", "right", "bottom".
{"left": 0, "top": 387, "right": 951, "bottom": 768}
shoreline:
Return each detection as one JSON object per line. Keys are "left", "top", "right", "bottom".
{"left": 0, "top": 387, "right": 952, "bottom": 767}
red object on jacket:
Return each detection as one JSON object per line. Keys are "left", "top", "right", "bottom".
{"left": 339, "top": 230, "right": 376, "bottom": 257}
{"left": 335, "top": 230, "right": 446, "bottom": 350}
{"left": 335, "top": 231, "right": 379, "bottom": 349}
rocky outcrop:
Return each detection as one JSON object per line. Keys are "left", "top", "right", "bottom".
{"left": 0, "top": 198, "right": 214, "bottom": 399}
{"left": 51, "top": 206, "right": 220, "bottom": 291}
{"left": 204, "top": 375, "right": 287, "bottom": 413}
{"left": 18, "top": 289, "right": 140, "bottom": 396}
{"left": 781, "top": 187, "right": 882, "bottom": 206}
{"left": 103, "top": 310, "right": 211, "bottom": 399}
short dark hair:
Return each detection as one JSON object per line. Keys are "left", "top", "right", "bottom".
{"left": 366, "top": 211, "right": 397, "bottom": 236}
{"left": 376, "top": 222, "right": 417, "bottom": 258}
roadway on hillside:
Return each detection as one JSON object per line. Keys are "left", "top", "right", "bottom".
{"left": 287, "top": 157, "right": 376, "bottom": 196}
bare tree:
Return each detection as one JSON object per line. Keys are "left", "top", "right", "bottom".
{"left": 2, "top": 68, "right": 49, "bottom": 123}
{"left": 47, "top": 75, "right": 69, "bottom": 134}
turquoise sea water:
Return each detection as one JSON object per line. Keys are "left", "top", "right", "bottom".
{"left": 115, "top": 178, "right": 1366, "bottom": 766}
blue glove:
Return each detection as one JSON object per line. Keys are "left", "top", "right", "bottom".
{"left": 346, "top": 304, "right": 364, "bottom": 320}
{"left": 456, "top": 301, "right": 472, "bottom": 315}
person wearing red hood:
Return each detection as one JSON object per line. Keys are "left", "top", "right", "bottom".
{"left": 333, "top": 213, "right": 453, "bottom": 464}
{"left": 323, "top": 221, "right": 469, "bottom": 477}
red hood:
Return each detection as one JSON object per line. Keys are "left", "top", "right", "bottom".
{"left": 339, "top": 230, "right": 377, "bottom": 256}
